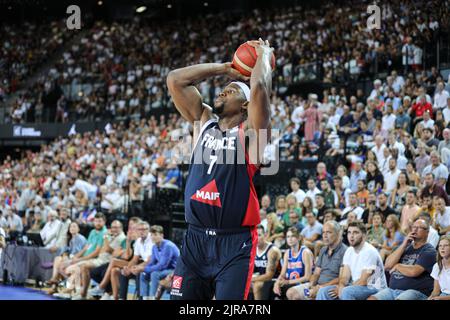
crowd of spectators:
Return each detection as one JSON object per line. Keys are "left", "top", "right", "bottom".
{"left": 0, "top": 20, "right": 75, "bottom": 101}
{"left": 1, "top": 0, "right": 450, "bottom": 301}
{"left": 3, "top": 0, "right": 449, "bottom": 123}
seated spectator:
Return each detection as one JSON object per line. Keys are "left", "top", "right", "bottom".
{"left": 274, "top": 227, "right": 313, "bottom": 299}
{"left": 300, "top": 211, "right": 323, "bottom": 253}
{"left": 289, "top": 177, "right": 306, "bottom": 203}
{"left": 368, "top": 217, "right": 437, "bottom": 300}
{"left": 260, "top": 194, "right": 275, "bottom": 215}
{"left": 305, "top": 177, "right": 321, "bottom": 206}
{"left": 46, "top": 222, "right": 86, "bottom": 293}
{"left": 356, "top": 180, "right": 369, "bottom": 209}
{"left": 375, "top": 192, "right": 398, "bottom": 222}
{"left": 383, "top": 158, "right": 401, "bottom": 193}
{"left": 316, "top": 162, "right": 333, "bottom": 187}
{"left": 420, "top": 173, "right": 450, "bottom": 206}
{"left": 288, "top": 221, "right": 347, "bottom": 300}
{"left": 282, "top": 195, "right": 302, "bottom": 226}
{"left": 434, "top": 197, "right": 450, "bottom": 236}
{"left": 428, "top": 236, "right": 450, "bottom": 300}
{"left": 333, "top": 176, "right": 351, "bottom": 210}
{"left": 274, "top": 195, "right": 287, "bottom": 221}
{"left": 53, "top": 213, "right": 107, "bottom": 298}
{"left": 405, "top": 161, "right": 421, "bottom": 188}
{"left": 320, "top": 179, "right": 338, "bottom": 209}
{"left": 339, "top": 193, "right": 365, "bottom": 225}
{"left": 76, "top": 220, "right": 126, "bottom": 299}
{"left": 251, "top": 226, "right": 282, "bottom": 300}
{"left": 416, "top": 212, "right": 440, "bottom": 249}
{"left": 380, "top": 214, "right": 405, "bottom": 261}
{"left": 419, "top": 195, "right": 437, "bottom": 221}
{"left": 367, "top": 213, "right": 386, "bottom": 250}
{"left": 112, "top": 221, "right": 153, "bottom": 300}
{"left": 390, "top": 172, "right": 411, "bottom": 213}
{"left": 361, "top": 193, "right": 378, "bottom": 226}
{"left": 301, "top": 196, "right": 317, "bottom": 223}
{"left": 40, "top": 210, "right": 62, "bottom": 248}
{"left": 314, "top": 193, "right": 330, "bottom": 224}
{"left": 50, "top": 208, "right": 72, "bottom": 254}
{"left": 266, "top": 213, "right": 285, "bottom": 248}
{"left": 422, "top": 152, "right": 449, "bottom": 188}
{"left": 88, "top": 217, "right": 141, "bottom": 300}
{"left": 317, "top": 222, "right": 387, "bottom": 300}
{"left": 4, "top": 206, "right": 23, "bottom": 239}
{"left": 349, "top": 160, "right": 367, "bottom": 193}
{"left": 284, "top": 209, "right": 304, "bottom": 233}
{"left": 401, "top": 190, "right": 421, "bottom": 234}
{"left": 139, "top": 225, "right": 180, "bottom": 300}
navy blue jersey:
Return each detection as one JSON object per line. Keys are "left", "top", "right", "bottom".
{"left": 184, "top": 119, "right": 260, "bottom": 229}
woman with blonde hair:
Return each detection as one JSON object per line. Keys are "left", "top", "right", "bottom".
{"left": 275, "top": 195, "right": 287, "bottom": 221}
{"left": 429, "top": 236, "right": 450, "bottom": 300}
{"left": 337, "top": 165, "right": 350, "bottom": 190}
{"left": 380, "top": 214, "right": 404, "bottom": 261}
{"left": 266, "top": 213, "right": 285, "bottom": 247}
{"left": 283, "top": 194, "right": 302, "bottom": 226}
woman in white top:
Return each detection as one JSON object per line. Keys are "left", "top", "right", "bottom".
{"left": 429, "top": 236, "right": 450, "bottom": 300}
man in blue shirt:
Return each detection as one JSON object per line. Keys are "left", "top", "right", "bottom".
{"left": 139, "top": 225, "right": 180, "bottom": 300}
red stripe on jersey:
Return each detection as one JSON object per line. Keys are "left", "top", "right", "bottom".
{"left": 238, "top": 122, "right": 261, "bottom": 227}
{"left": 244, "top": 226, "right": 258, "bottom": 300}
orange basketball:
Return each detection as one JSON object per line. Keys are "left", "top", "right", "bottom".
{"left": 231, "top": 42, "right": 276, "bottom": 77}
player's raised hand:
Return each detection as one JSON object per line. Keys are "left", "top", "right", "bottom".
{"left": 222, "top": 62, "right": 250, "bottom": 82}
{"left": 246, "top": 38, "right": 274, "bottom": 57}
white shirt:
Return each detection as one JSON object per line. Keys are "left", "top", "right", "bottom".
{"left": 291, "top": 189, "right": 306, "bottom": 203}
{"left": 443, "top": 107, "right": 450, "bottom": 124}
{"left": 381, "top": 114, "right": 396, "bottom": 132}
{"left": 428, "top": 226, "right": 440, "bottom": 248}
{"left": 431, "top": 263, "right": 450, "bottom": 294}
{"left": 421, "top": 119, "right": 435, "bottom": 129}
{"left": 422, "top": 164, "right": 449, "bottom": 183}
{"left": 133, "top": 234, "right": 154, "bottom": 262}
{"left": 306, "top": 188, "right": 321, "bottom": 206}
{"left": 435, "top": 207, "right": 450, "bottom": 231}
{"left": 433, "top": 90, "right": 449, "bottom": 110}
{"left": 342, "top": 242, "right": 387, "bottom": 290}
{"left": 371, "top": 144, "right": 387, "bottom": 165}
{"left": 383, "top": 168, "right": 401, "bottom": 192}
{"left": 260, "top": 218, "right": 268, "bottom": 233}
{"left": 40, "top": 219, "right": 62, "bottom": 247}
{"left": 340, "top": 206, "right": 365, "bottom": 225}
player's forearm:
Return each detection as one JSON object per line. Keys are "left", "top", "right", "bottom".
{"left": 168, "top": 63, "right": 226, "bottom": 86}
{"left": 250, "top": 52, "right": 272, "bottom": 93}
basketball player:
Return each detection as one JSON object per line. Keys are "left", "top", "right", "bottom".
{"left": 167, "top": 38, "right": 273, "bottom": 300}
{"left": 251, "top": 225, "right": 282, "bottom": 300}
{"left": 274, "top": 227, "right": 314, "bottom": 299}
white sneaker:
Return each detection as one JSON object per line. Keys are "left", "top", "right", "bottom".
{"left": 100, "top": 293, "right": 113, "bottom": 300}
{"left": 71, "top": 294, "right": 86, "bottom": 300}
{"left": 89, "top": 285, "right": 105, "bottom": 297}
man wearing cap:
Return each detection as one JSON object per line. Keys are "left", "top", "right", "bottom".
{"left": 166, "top": 38, "right": 273, "bottom": 300}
